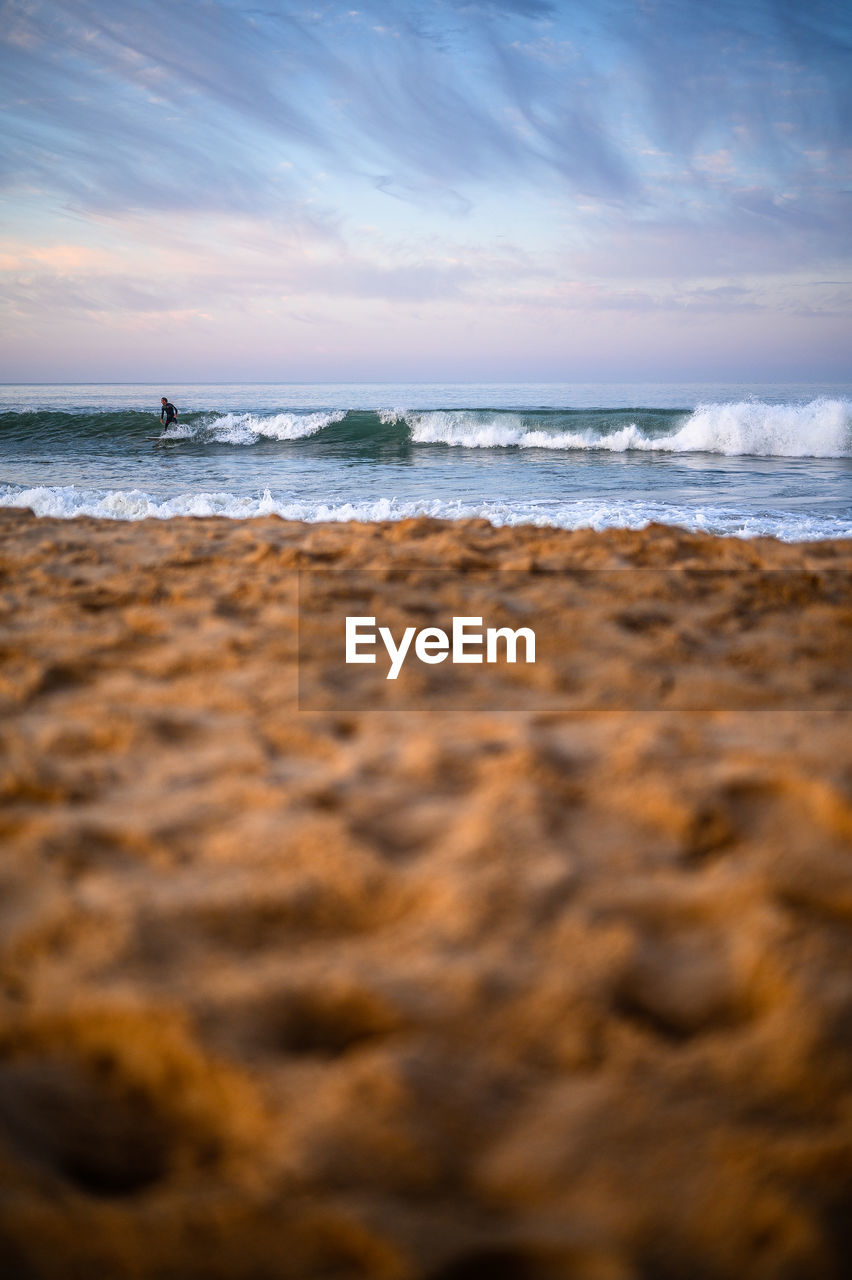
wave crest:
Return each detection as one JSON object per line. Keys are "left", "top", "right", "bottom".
{"left": 390, "top": 398, "right": 851, "bottom": 457}
{"left": 161, "top": 410, "right": 344, "bottom": 444}
{"left": 665, "top": 398, "right": 850, "bottom": 457}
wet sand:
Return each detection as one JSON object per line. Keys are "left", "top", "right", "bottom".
{"left": 1, "top": 507, "right": 851, "bottom": 1280}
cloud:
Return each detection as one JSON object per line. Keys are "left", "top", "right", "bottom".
{"left": 2, "top": 206, "right": 842, "bottom": 333}
{"left": 0, "top": 0, "right": 849, "bottom": 379}
{"left": 2, "top": 0, "right": 848, "bottom": 223}
{"left": 447, "top": 1, "right": 555, "bottom": 16}
{"left": 0, "top": 213, "right": 487, "bottom": 323}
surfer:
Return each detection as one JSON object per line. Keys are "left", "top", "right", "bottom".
{"left": 160, "top": 397, "right": 178, "bottom": 428}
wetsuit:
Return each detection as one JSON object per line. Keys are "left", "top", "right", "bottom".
{"left": 161, "top": 401, "right": 178, "bottom": 427}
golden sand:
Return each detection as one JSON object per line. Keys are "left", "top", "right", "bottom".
{"left": 1, "top": 508, "right": 851, "bottom": 1279}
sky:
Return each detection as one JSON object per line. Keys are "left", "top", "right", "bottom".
{"left": 0, "top": 0, "right": 850, "bottom": 382}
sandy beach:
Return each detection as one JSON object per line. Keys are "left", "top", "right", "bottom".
{"left": 1, "top": 507, "right": 851, "bottom": 1280}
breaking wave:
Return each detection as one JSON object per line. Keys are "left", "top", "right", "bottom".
{"left": 161, "top": 410, "right": 344, "bottom": 444}
{"left": 2, "top": 399, "right": 848, "bottom": 457}
{"left": 384, "top": 398, "right": 851, "bottom": 457}
{"left": 2, "top": 482, "right": 849, "bottom": 541}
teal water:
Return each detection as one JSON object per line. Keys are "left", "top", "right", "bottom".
{"left": 1, "top": 382, "right": 850, "bottom": 539}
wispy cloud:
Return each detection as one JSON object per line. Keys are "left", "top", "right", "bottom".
{"left": 2, "top": 0, "right": 848, "bottom": 215}
{"left": 0, "top": 0, "right": 849, "bottom": 378}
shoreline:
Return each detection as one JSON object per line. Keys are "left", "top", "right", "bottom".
{"left": 3, "top": 495, "right": 850, "bottom": 543}
{"left": 5, "top": 503, "right": 852, "bottom": 543}
{"left": 1, "top": 507, "right": 851, "bottom": 1278}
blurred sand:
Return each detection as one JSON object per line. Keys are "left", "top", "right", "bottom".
{"left": 1, "top": 507, "right": 851, "bottom": 1280}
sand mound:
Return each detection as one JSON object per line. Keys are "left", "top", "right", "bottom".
{"left": 1, "top": 509, "right": 851, "bottom": 1279}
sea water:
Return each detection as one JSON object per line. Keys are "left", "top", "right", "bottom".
{"left": 1, "top": 382, "right": 850, "bottom": 540}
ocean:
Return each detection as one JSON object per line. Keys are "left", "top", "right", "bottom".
{"left": 1, "top": 382, "right": 850, "bottom": 541}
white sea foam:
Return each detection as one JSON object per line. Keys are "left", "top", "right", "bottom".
{"left": 391, "top": 399, "right": 851, "bottom": 457}
{"left": 2, "top": 483, "right": 849, "bottom": 541}
{"left": 658, "top": 398, "right": 851, "bottom": 457}
{"left": 161, "top": 410, "right": 344, "bottom": 444}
